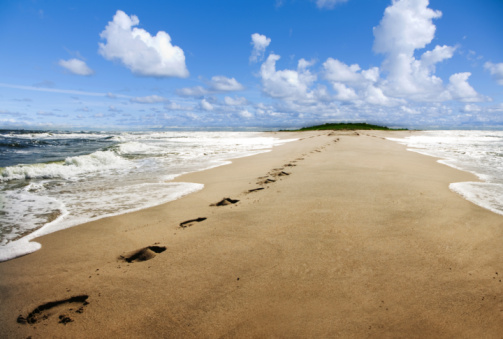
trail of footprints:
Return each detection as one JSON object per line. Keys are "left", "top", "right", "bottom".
{"left": 20, "top": 135, "right": 503, "bottom": 331}
{"left": 16, "top": 137, "right": 339, "bottom": 329}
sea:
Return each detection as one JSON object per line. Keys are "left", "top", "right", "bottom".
{"left": 0, "top": 130, "right": 295, "bottom": 261}
{"left": 389, "top": 130, "right": 503, "bottom": 217}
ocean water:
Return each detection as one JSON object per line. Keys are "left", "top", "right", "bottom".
{"left": 0, "top": 130, "right": 295, "bottom": 261}
{"left": 389, "top": 130, "right": 503, "bottom": 217}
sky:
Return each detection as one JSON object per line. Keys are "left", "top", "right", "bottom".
{"left": 0, "top": 0, "right": 502, "bottom": 130}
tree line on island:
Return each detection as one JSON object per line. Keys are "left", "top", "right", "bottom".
{"left": 284, "top": 123, "right": 408, "bottom": 131}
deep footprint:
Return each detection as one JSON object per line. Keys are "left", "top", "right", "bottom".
{"left": 17, "top": 295, "right": 89, "bottom": 325}
{"left": 211, "top": 198, "right": 239, "bottom": 206}
{"left": 180, "top": 217, "right": 207, "bottom": 228}
{"left": 120, "top": 245, "right": 167, "bottom": 263}
{"left": 257, "top": 178, "right": 276, "bottom": 185}
{"left": 276, "top": 171, "right": 290, "bottom": 177}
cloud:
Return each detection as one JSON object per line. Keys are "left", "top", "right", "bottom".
{"left": 446, "top": 72, "right": 485, "bottom": 102}
{"left": 0, "top": 109, "right": 24, "bottom": 116}
{"left": 331, "top": 83, "right": 358, "bottom": 101}
{"left": 259, "top": 53, "right": 317, "bottom": 100}
{"left": 177, "top": 76, "right": 244, "bottom": 97}
{"left": 164, "top": 100, "right": 195, "bottom": 111}
{"left": 322, "top": 58, "right": 400, "bottom": 105}
{"left": 250, "top": 33, "right": 271, "bottom": 63}
{"left": 324, "top": 58, "right": 371, "bottom": 84}
{"left": 200, "top": 99, "right": 214, "bottom": 111}
{"left": 239, "top": 109, "right": 253, "bottom": 119}
{"left": 420, "top": 45, "right": 457, "bottom": 72}
{"left": 99, "top": 10, "right": 188, "bottom": 78}
{"left": 373, "top": 0, "right": 442, "bottom": 56}
{"left": 176, "top": 86, "right": 208, "bottom": 97}
{"left": 208, "top": 76, "right": 244, "bottom": 91}
{"left": 461, "top": 104, "right": 481, "bottom": 113}
{"left": 14, "top": 97, "right": 33, "bottom": 102}
{"left": 36, "top": 110, "right": 68, "bottom": 118}
{"left": 33, "top": 80, "right": 55, "bottom": 88}
{"left": 248, "top": 0, "right": 488, "bottom": 126}
{"left": 371, "top": 0, "right": 481, "bottom": 102}
{"left": 0, "top": 83, "right": 130, "bottom": 98}
{"left": 58, "top": 58, "right": 94, "bottom": 76}
{"left": 315, "top": 0, "right": 348, "bottom": 10}
{"left": 484, "top": 62, "right": 503, "bottom": 85}
{"left": 130, "top": 95, "right": 168, "bottom": 103}
{"left": 108, "top": 105, "right": 122, "bottom": 112}
{"left": 224, "top": 96, "right": 248, "bottom": 106}
{"left": 373, "top": 0, "right": 443, "bottom": 98}
{"left": 37, "top": 110, "right": 56, "bottom": 116}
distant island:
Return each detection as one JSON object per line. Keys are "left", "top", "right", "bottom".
{"left": 289, "top": 122, "right": 407, "bottom": 131}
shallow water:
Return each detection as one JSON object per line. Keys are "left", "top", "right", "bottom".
{"left": 389, "top": 130, "right": 503, "bottom": 216}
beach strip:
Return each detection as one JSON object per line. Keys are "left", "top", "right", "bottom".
{"left": 2, "top": 130, "right": 503, "bottom": 338}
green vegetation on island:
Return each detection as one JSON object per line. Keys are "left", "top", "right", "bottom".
{"left": 292, "top": 123, "right": 407, "bottom": 131}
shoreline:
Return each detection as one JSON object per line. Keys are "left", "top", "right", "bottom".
{"left": 2, "top": 130, "right": 503, "bottom": 338}
{"left": 0, "top": 132, "right": 295, "bottom": 262}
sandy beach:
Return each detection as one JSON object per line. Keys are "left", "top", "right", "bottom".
{"left": 1, "top": 130, "right": 503, "bottom": 338}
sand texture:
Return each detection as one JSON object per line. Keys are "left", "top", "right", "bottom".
{"left": 1, "top": 131, "right": 503, "bottom": 338}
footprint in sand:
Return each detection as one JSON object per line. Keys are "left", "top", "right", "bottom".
{"left": 211, "top": 198, "right": 239, "bottom": 206}
{"left": 257, "top": 178, "right": 276, "bottom": 185}
{"left": 119, "top": 245, "right": 167, "bottom": 263}
{"left": 17, "top": 295, "right": 89, "bottom": 325}
{"left": 275, "top": 171, "right": 290, "bottom": 177}
{"left": 247, "top": 187, "right": 264, "bottom": 193}
{"left": 179, "top": 217, "right": 207, "bottom": 228}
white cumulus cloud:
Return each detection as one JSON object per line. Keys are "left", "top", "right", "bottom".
{"left": 239, "top": 109, "right": 253, "bottom": 118}
{"left": 332, "top": 83, "right": 358, "bottom": 101}
{"left": 322, "top": 58, "right": 398, "bottom": 105}
{"left": 420, "top": 45, "right": 457, "bottom": 72}
{"left": 260, "top": 54, "right": 317, "bottom": 100}
{"left": 250, "top": 33, "right": 271, "bottom": 63}
{"left": 446, "top": 72, "right": 485, "bottom": 102}
{"left": 324, "top": 58, "right": 368, "bottom": 84}
{"left": 485, "top": 62, "right": 503, "bottom": 85}
{"left": 372, "top": 0, "right": 480, "bottom": 103}
{"left": 208, "top": 76, "right": 244, "bottom": 91}
{"left": 200, "top": 99, "right": 214, "bottom": 111}
{"left": 99, "top": 10, "right": 188, "bottom": 78}
{"left": 461, "top": 104, "right": 482, "bottom": 113}
{"left": 58, "top": 58, "right": 94, "bottom": 76}
{"left": 373, "top": 0, "right": 442, "bottom": 56}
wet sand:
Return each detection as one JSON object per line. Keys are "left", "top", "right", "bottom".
{"left": 1, "top": 130, "right": 503, "bottom": 338}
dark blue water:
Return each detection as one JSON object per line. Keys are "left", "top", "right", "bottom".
{"left": 0, "top": 130, "right": 118, "bottom": 168}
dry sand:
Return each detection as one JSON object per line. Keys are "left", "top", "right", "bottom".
{"left": 1, "top": 131, "right": 503, "bottom": 338}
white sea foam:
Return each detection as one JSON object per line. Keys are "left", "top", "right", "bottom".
{"left": 1, "top": 150, "right": 129, "bottom": 181}
{"left": 450, "top": 182, "right": 503, "bottom": 216}
{"left": 389, "top": 130, "right": 503, "bottom": 216}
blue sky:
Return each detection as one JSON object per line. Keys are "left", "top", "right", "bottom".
{"left": 1, "top": 0, "right": 502, "bottom": 130}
